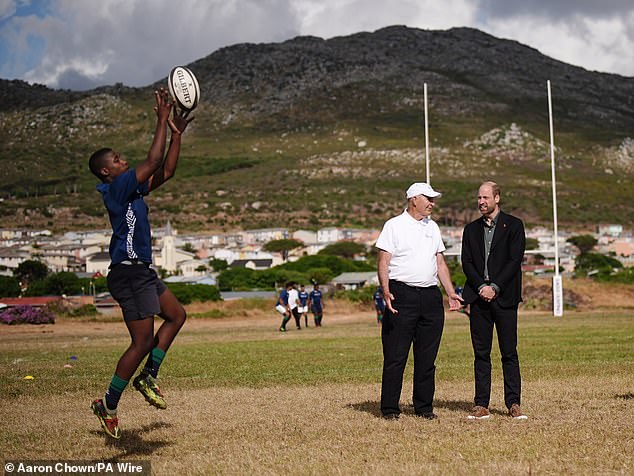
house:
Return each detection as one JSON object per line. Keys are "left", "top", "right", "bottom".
{"left": 0, "top": 247, "right": 31, "bottom": 272}
{"left": 331, "top": 271, "right": 378, "bottom": 290}
{"left": 241, "top": 228, "right": 289, "bottom": 244}
{"left": 163, "top": 275, "right": 217, "bottom": 286}
{"left": 175, "top": 259, "right": 210, "bottom": 277}
{"left": 597, "top": 224, "right": 623, "bottom": 238}
{"left": 86, "top": 252, "right": 111, "bottom": 276}
{"left": 317, "top": 227, "right": 341, "bottom": 244}
{"left": 293, "top": 230, "right": 318, "bottom": 245}
{"left": 230, "top": 259, "right": 273, "bottom": 270}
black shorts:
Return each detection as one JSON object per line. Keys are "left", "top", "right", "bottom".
{"left": 107, "top": 263, "right": 167, "bottom": 321}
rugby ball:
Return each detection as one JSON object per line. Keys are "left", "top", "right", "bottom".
{"left": 167, "top": 66, "right": 200, "bottom": 112}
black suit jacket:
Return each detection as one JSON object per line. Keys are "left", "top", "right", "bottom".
{"left": 461, "top": 210, "right": 525, "bottom": 308}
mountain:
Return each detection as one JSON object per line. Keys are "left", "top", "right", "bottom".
{"left": 0, "top": 26, "right": 632, "bottom": 233}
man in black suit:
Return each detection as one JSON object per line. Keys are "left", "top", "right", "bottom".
{"left": 461, "top": 181, "right": 528, "bottom": 420}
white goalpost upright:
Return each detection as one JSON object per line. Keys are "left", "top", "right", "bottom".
{"left": 547, "top": 80, "right": 564, "bottom": 317}
{"left": 424, "top": 83, "right": 430, "bottom": 184}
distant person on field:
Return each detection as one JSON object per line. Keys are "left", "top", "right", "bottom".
{"left": 298, "top": 284, "right": 310, "bottom": 327}
{"left": 277, "top": 282, "right": 293, "bottom": 332}
{"left": 461, "top": 181, "right": 527, "bottom": 420}
{"left": 288, "top": 282, "right": 301, "bottom": 330}
{"left": 88, "top": 88, "right": 193, "bottom": 439}
{"left": 376, "top": 182, "right": 462, "bottom": 420}
{"left": 308, "top": 283, "right": 325, "bottom": 327}
{"left": 373, "top": 286, "right": 386, "bottom": 326}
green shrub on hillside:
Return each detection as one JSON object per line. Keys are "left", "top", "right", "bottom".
{"left": 165, "top": 283, "right": 221, "bottom": 304}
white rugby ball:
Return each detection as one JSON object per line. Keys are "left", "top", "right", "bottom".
{"left": 167, "top": 66, "right": 200, "bottom": 112}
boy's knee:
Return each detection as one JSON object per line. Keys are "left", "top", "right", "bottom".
{"left": 171, "top": 308, "right": 186, "bottom": 327}
{"left": 132, "top": 336, "right": 154, "bottom": 354}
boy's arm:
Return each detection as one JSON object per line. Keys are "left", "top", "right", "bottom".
{"left": 148, "top": 111, "right": 193, "bottom": 192}
{"left": 136, "top": 89, "right": 173, "bottom": 185}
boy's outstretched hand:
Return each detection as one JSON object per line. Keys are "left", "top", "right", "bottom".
{"left": 168, "top": 109, "right": 194, "bottom": 136}
{"left": 154, "top": 88, "right": 173, "bottom": 122}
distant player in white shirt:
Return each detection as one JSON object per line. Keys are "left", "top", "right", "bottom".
{"left": 288, "top": 283, "right": 301, "bottom": 330}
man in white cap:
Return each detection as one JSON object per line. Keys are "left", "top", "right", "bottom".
{"left": 375, "top": 182, "right": 463, "bottom": 420}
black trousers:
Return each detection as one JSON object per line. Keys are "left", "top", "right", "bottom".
{"left": 469, "top": 299, "right": 521, "bottom": 409}
{"left": 381, "top": 280, "right": 445, "bottom": 416}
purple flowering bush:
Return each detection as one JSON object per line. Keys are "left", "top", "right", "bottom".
{"left": 0, "top": 305, "right": 55, "bottom": 325}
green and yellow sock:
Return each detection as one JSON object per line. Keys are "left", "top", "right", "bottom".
{"left": 104, "top": 374, "right": 128, "bottom": 412}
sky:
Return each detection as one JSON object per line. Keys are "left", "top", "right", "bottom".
{"left": 0, "top": 0, "right": 632, "bottom": 91}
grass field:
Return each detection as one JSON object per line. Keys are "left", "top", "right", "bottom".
{"left": 1, "top": 303, "right": 632, "bottom": 475}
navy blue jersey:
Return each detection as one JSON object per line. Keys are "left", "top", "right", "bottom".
{"left": 298, "top": 291, "right": 309, "bottom": 306}
{"left": 309, "top": 290, "right": 323, "bottom": 309}
{"left": 374, "top": 290, "right": 385, "bottom": 310}
{"left": 97, "top": 169, "right": 152, "bottom": 265}
{"left": 279, "top": 289, "right": 289, "bottom": 306}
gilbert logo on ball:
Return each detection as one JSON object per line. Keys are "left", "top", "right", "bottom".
{"left": 168, "top": 66, "right": 200, "bottom": 112}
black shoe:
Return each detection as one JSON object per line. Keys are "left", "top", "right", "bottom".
{"left": 416, "top": 412, "right": 438, "bottom": 420}
{"left": 383, "top": 413, "right": 400, "bottom": 420}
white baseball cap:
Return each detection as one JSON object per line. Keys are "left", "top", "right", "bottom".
{"left": 406, "top": 182, "right": 442, "bottom": 199}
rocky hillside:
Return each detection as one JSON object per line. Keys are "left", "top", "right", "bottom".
{"left": 0, "top": 26, "right": 632, "bottom": 232}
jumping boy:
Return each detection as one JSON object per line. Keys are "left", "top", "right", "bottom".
{"left": 89, "top": 88, "right": 193, "bottom": 439}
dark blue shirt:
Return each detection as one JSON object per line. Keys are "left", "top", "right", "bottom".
{"left": 374, "top": 290, "right": 385, "bottom": 310}
{"left": 279, "top": 289, "right": 289, "bottom": 306}
{"left": 299, "top": 291, "right": 309, "bottom": 306}
{"left": 97, "top": 169, "right": 152, "bottom": 265}
{"left": 309, "top": 290, "right": 322, "bottom": 309}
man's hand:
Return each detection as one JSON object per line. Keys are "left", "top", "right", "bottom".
{"left": 168, "top": 109, "right": 194, "bottom": 136}
{"left": 154, "top": 88, "right": 173, "bottom": 123}
{"left": 383, "top": 289, "right": 398, "bottom": 314}
{"left": 479, "top": 285, "right": 497, "bottom": 302}
{"left": 447, "top": 292, "right": 464, "bottom": 311}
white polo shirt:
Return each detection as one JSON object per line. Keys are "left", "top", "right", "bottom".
{"left": 375, "top": 210, "right": 446, "bottom": 287}
{"left": 288, "top": 288, "right": 299, "bottom": 310}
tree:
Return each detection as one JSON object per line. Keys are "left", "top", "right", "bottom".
{"left": 24, "top": 271, "right": 83, "bottom": 296}
{"left": 0, "top": 276, "right": 21, "bottom": 297}
{"left": 575, "top": 252, "right": 622, "bottom": 277}
{"left": 263, "top": 239, "right": 303, "bottom": 261}
{"left": 14, "top": 260, "right": 48, "bottom": 284}
{"left": 567, "top": 235, "right": 597, "bottom": 254}
{"left": 209, "top": 258, "right": 228, "bottom": 272}
{"left": 318, "top": 241, "right": 367, "bottom": 259}
{"left": 525, "top": 237, "right": 539, "bottom": 251}
{"left": 216, "top": 268, "right": 257, "bottom": 291}
{"left": 181, "top": 243, "right": 196, "bottom": 253}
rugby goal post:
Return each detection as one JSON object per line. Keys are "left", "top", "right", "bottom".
{"left": 547, "top": 80, "right": 564, "bottom": 317}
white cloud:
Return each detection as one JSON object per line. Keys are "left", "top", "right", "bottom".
{"left": 13, "top": 0, "right": 303, "bottom": 89}
{"left": 0, "top": 0, "right": 633, "bottom": 90}
{"left": 484, "top": 14, "right": 634, "bottom": 75}
{"left": 294, "top": 0, "right": 477, "bottom": 38}
{"left": 0, "top": 0, "right": 17, "bottom": 20}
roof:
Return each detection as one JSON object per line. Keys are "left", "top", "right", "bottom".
{"left": 87, "top": 252, "right": 111, "bottom": 261}
{"left": 0, "top": 296, "right": 60, "bottom": 307}
{"left": 230, "top": 259, "right": 273, "bottom": 268}
{"left": 331, "top": 271, "right": 377, "bottom": 284}
{"left": 163, "top": 275, "right": 217, "bottom": 285}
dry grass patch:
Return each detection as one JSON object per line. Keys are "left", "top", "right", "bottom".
{"left": 1, "top": 310, "right": 632, "bottom": 475}
{"left": 1, "top": 378, "right": 631, "bottom": 475}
